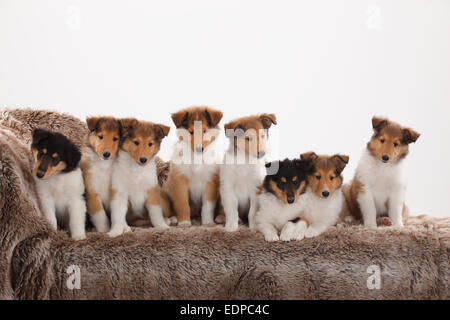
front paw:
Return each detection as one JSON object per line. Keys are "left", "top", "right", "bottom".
{"left": 71, "top": 232, "right": 86, "bottom": 241}
{"left": 178, "top": 220, "right": 192, "bottom": 227}
{"left": 214, "top": 214, "right": 226, "bottom": 224}
{"left": 280, "top": 223, "right": 295, "bottom": 242}
{"left": 264, "top": 233, "right": 279, "bottom": 242}
{"left": 107, "top": 224, "right": 131, "bottom": 237}
{"left": 305, "top": 226, "right": 322, "bottom": 238}
{"left": 225, "top": 221, "right": 239, "bottom": 232}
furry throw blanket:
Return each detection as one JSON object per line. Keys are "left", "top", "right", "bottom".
{"left": 0, "top": 108, "right": 448, "bottom": 299}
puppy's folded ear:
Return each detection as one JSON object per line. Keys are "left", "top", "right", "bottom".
{"left": 64, "top": 143, "right": 82, "bottom": 172}
{"left": 204, "top": 108, "right": 223, "bottom": 127}
{"left": 154, "top": 124, "right": 170, "bottom": 141}
{"left": 300, "top": 151, "right": 317, "bottom": 162}
{"left": 224, "top": 120, "right": 244, "bottom": 137}
{"left": 330, "top": 154, "right": 349, "bottom": 175}
{"left": 32, "top": 128, "right": 51, "bottom": 145}
{"left": 171, "top": 110, "right": 189, "bottom": 128}
{"left": 372, "top": 116, "right": 388, "bottom": 133}
{"left": 120, "top": 118, "right": 137, "bottom": 132}
{"left": 259, "top": 114, "right": 277, "bottom": 129}
{"left": 402, "top": 128, "right": 420, "bottom": 144}
{"left": 86, "top": 117, "right": 101, "bottom": 132}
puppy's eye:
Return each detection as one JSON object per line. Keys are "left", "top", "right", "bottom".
{"left": 316, "top": 175, "right": 321, "bottom": 180}
{"left": 134, "top": 141, "right": 139, "bottom": 146}
{"left": 99, "top": 135, "right": 103, "bottom": 140}
{"left": 246, "top": 137, "right": 253, "bottom": 142}
{"left": 113, "top": 137, "right": 118, "bottom": 142}
{"left": 380, "top": 139, "right": 385, "bottom": 143}
{"left": 330, "top": 176, "right": 334, "bottom": 181}
{"left": 148, "top": 142, "right": 153, "bottom": 147}
{"left": 394, "top": 142, "right": 399, "bottom": 147}
{"left": 189, "top": 131, "right": 194, "bottom": 135}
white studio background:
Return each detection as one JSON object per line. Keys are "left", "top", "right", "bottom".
{"left": 0, "top": 0, "right": 449, "bottom": 217}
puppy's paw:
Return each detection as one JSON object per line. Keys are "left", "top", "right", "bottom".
{"left": 264, "top": 233, "right": 279, "bottom": 242}
{"left": 225, "top": 221, "right": 239, "bottom": 232}
{"left": 178, "top": 220, "right": 192, "bottom": 227}
{"left": 107, "top": 224, "right": 131, "bottom": 237}
{"left": 215, "top": 214, "right": 226, "bottom": 224}
{"left": 305, "top": 226, "right": 322, "bottom": 238}
{"left": 71, "top": 232, "right": 86, "bottom": 241}
{"left": 154, "top": 224, "right": 169, "bottom": 231}
{"left": 280, "top": 223, "right": 295, "bottom": 242}
{"left": 377, "top": 216, "right": 393, "bottom": 227}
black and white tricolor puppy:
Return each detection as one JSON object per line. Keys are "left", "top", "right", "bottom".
{"left": 255, "top": 158, "right": 309, "bottom": 242}
{"left": 31, "top": 128, "right": 86, "bottom": 240}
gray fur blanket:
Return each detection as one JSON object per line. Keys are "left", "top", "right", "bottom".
{"left": 0, "top": 108, "right": 448, "bottom": 299}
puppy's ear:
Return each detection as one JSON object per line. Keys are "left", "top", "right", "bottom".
{"left": 224, "top": 120, "right": 244, "bottom": 137}
{"left": 64, "top": 144, "right": 82, "bottom": 171}
{"left": 154, "top": 124, "right": 170, "bottom": 141}
{"left": 120, "top": 118, "right": 137, "bottom": 134}
{"left": 300, "top": 151, "right": 318, "bottom": 162}
{"left": 204, "top": 108, "right": 223, "bottom": 127}
{"left": 330, "top": 154, "right": 349, "bottom": 175}
{"left": 32, "top": 128, "right": 50, "bottom": 145}
{"left": 402, "top": 128, "right": 420, "bottom": 144}
{"left": 259, "top": 114, "right": 277, "bottom": 129}
{"left": 372, "top": 116, "right": 388, "bottom": 133}
{"left": 171, "top": 110, "right": 189, "bottom": 128}
{"left": 86, "top": 117, "right": 101, "bottom": 132}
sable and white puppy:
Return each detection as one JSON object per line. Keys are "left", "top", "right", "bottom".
{"left": 344, "top": 117, "right": 420, "bottom": 228}
{"left": 284, "top": 152, "right": 349, "bottom": 240}
{"left": 255, "top": 159, "right": 309, "bottom": 242}
{"left": 81, "top": 116, "right": 121, "bottom": 232}
{"left": 164, "top": 106, "right": 223, "bottom": 226}
{"left": 220, "top": 114, "right": 277, "bottom": 231}
{"left": 31, "top": 128, "right": 86, "bottom": 240}
{"left": 108, "top": 118, "right": 170, "bottom": 237}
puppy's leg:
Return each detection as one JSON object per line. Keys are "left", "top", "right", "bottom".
{"left": 146, "top": 186, "right": 169, "bottom": 229}
{"left": 388, "top": 192, "right": 405, "bottom": 227}
{"left": 356, "top": 190, "right": 377, "bottom": 228}
{"left": 39, "top": 195, "right": 57, "bottom": 230}
{"left": 202, "top": 177, "right": 219, "bottom": 225}
{"left": 247, "top": 195, "right": 258, "bottom": 230}
{"left": 170, "top": 174, "right": 191, "bottom": 226}
{"left": 68, "top": 196, "right": 87, "bottom": 240}
{"left": 221, "top": 182, "right": 239, "bottom": 231}
{"left": 258, "top": 222, "right": 279, "bottom": 242}
{"left": 86, "top": 191, "right": 109, "bottom": 232}
{"left": 108, "top": 189, "right": 131, "bottom": 237}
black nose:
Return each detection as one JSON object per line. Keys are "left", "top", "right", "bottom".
{"left": 287, "top": 196, "right": 295, "bottom": 204}
{"left": 382, "top": 155, "right": 389, "bottom": 162}
{"left": 322, "top": 190, "right": 330, "bottom": 198}
{"left": 257, "top": 151, "right": 266, "bottom": 158}
{"left": 103, "top": 151, "right": 110, "bottom": 159}
{"left": 36, "top": 171, "right": 44, "bottom": 179}
{"left": 139, "top": 157, "right": 147, "bottom": 164}
{"left": 195, "top": 147, "right": 203, "bottom": 153}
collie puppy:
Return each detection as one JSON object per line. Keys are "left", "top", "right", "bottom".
{"left": 255, "top": 159, "right": 309, "bottom": 242}
{"left": 31, "top": 128, "right": 86, "bottom": 240}
{"left": 344, "top": 117, "right": 420, "bottom": 227}
{"left": 220, "top": 113, "right": 277, "bottom": 231}
{"left": 81, "top": 116, "right": 121, "bottom": 232}
{"left": 164, "top": 106, "right": 223, "bottom": 226}
{"left": 290, "top": 152, "right": 349, "bottom": 239}
{"left": 108, "top": 118, "right": 170, "bottom": 237}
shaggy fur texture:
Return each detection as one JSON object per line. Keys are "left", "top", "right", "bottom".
{"left": 0, "top": 108, "right": 449, "bottom": 300}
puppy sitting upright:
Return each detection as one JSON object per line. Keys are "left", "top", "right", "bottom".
{"left": 255, "top": 158, "right": 308, "bottom": 242}
{"left": 164, "top": 106, "right": 223, "bottom": 226}
{"left": 81, "top": 116, "right": 121, "bottom": 232}
{"left": 31, "top": 128, "right": 86, "bottom": 240}
{"left": 290, "top": 152, "right": 349, "bottom": 239}
{"left": 344, "top": 117, "right": 420, "bottom": 227}
{"left": 220, "top": 113, "right": 277, "bottom": 231}
{"left": 108, "top": 118, "right": 170, "bottom": 237}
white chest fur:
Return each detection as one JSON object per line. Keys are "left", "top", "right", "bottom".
{"left": 256, "top": 193, "right": 303, "bottom": 230}
{"left": 299, "top": 188, "right": 343, "bottom": 227}
{"left": 83, "top": 149, "right": 114, "bottom": 209}
{"left": 356, "top": 149, "right": 406, "bottom": 216}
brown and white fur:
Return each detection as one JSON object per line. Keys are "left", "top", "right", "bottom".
{"left": 291, "top": 152, "right": 349, "bottom": 239}
{"left": 343, "top": 117, "right": 420, "bottom": 227}
{"left": 164, "top": 106, "right": 223, "bottom": 226}
{"left": 220, "top": 114, "right": 277, "bottom": 231}
{"left": 108, "top": 118, "right": 170, "bottom": 237}
{"left": 81, "top": 116, "right": 121, "bottom": 232}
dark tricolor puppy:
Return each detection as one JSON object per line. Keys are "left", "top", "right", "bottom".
{"left": 255, "top": 158, "right": 309, "bottom": 242}
{"left": 31, "top": 128, "right": 87, "bottom": 240}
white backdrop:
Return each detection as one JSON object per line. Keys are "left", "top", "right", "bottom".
{"left": 1, "top": 0, "right": 449, "bottom": 217}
